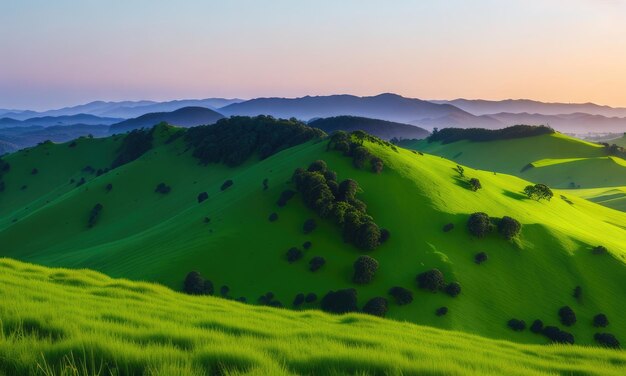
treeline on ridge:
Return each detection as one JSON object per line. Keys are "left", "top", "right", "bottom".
{"left": 428, "top": 125, "right": 554, "bottom": 144}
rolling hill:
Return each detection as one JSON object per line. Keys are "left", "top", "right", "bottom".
{"left": 0, "top": 113, "right": 122, "bottom": 127}
{"left": 308, "top": 116, "right": 429, "bottom": 140}
{"left": 608, "top": 133, "right": 626, "bottom": 147}
{"left": 1, "top": 257, "right": 625, "bottom": 375}
{"left": 109, "top": 106, "right": 224, "bottom": 133}
{"left": 0, "top": 119, "right": 625, "bottom": 348}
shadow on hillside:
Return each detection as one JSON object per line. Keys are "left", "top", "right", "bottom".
{"left": 502, "top": 189, "right": 527, "bottom": 201}
{"left": 452, "top": 176, "right": 470, "bottom": 190}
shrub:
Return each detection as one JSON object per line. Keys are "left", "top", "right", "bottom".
{"left": 455, "top": 165, "right": 465, "bottom": 177}
{"left": 498, "top": 216, "right": 521, "bottom": 240}
{"left": 303, "top": 218, "right": 317, "bottom": 234}
{"left": 436, "top": 307, "right": 448, "bottom": 316}
{"left": 305, "top": 293, "right": 317, "bottom": 303}
{"left": 308, "top": 160, "right": 328, "bottom": 173}
{"left": 220, "top": 285, "right": 230, "bottom": 297}
{"left": 543, "top": 326, "right": 574, "bottom": 344}
{"left": 508, "top": 319, "right": 526, "bottom": 331}
{"left": 444, "top": 282, "right": 462, "bottom": 297}
{"left": 524, "top": 184, "right": 553, "bottom": 201}
{"left": 592, "top": 245, "right": 608, "bottom": 255}
{"left": 559, "top": 306, "right": 577, "bottom": 326}
{"left": 155, "top": 182, "right": 171, "bottom": 194}
{"left": 530, "top": 319, "right": 544, "bottom": 333}
{"left": 353, "top": 256, "right": 379, "bottom": 284}
{"left": 221, "top": 179, "right": 233, "bottom": 191}
{"left": 309, "top": 256, "right": 326, "bottom": 272}
{"left": 573, "top": 285, "right": 582, "bottom": 301}
{"left": 105, "top": 183, "right": 113, "bottom": 193}
{"left": 442, "top": 223, "right": 454, "bottom": 232}
{"left": 286, "top": 247, "right": 303, "bottom": 263}
{"left": 388, "top": 286, "right": 413, "bottom": 305}
{"left": 362, "top": 297, "right": 388, "bottom": 317}
{"left": 268, "top": 212, "right": 278, "bottom": 222}
{"left": 594, "top": 333, "right": 620, "bottom": 349}
{"left": 337, "top": 179, "right": 359, "bottom": 201}
{"left": 204, "top": 217, "right": 211, "bottom": 223}
{"left": 324, "top": 170, "right": 337, "bottom": 182}
{"left": 379, "top": 228, "right": 390, "bottom": 243}
{"left": 416, "top": 269, "right": 445, "bottom": 292}
{"left": 352, "top": 146, "right": 371, "bottom": 169}
{"left": 277, "top": 189, "right": 296, "bottom": 207}
{"left": 197, "top": 192, "right": 208, "bottom": 203}
{"left": 302, "top": 241, "right": 312, "bottom": 249}
{"left": 474, "top": 252, "right": 488, "bottom": 264}
{"left": 371, "top": 157, "right": 384, "bottom": 174}
{"left": 467, "top": 212, "right": 492, "bottom": 238}
{"left": 594, "top": 314, "right": 609, "bottom": 328}
{"left": 354, "top": 221, "right": 381, "bottom": 250}
{"left": 87, "top": 203, "right": 103, "bottom": 228}
{"left": 469, "top": 178, "right": 482, "bottom": 191}
{"left": 183, "top": 271, "right": 213, "bottom": 295}
{"left": 293, "top": 293, "right": 305, "bottom": 307}
{"left": 320, "top": 288, "right": 358, "bottom": 314}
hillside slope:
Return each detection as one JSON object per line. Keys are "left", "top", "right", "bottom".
{"left": 110, "top": 106, "right": 224, "bottom": 133}
{"left": 2, "top": 258, "right": 625, "bottom": 375}
{"left": 308, "top": 115, "right": 429, "bottom": 140}
{"left": 0, "top": 122, "right": 625, "bottom": 347}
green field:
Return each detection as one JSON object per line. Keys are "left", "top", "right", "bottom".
{"left": 0, "top": 124, "right": 625, "bottom": 348}
{"left": 1, "top": 258, "right": 625, "bottom": 375}
{"left": 567, "top": 186, "right": 626, "bottom": 212}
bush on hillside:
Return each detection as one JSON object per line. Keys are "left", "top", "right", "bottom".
{"left": 474, "top": 252, "right": 488, "bottom": 264}
{"left": 105, "top": 183, "right": 113, "bottom": 193}
{"left": 508, "top": 319, "right": 526, "bottom": 331}
{"left": 498, "top": 216, "right": 522, "bottom": 240}
{"left": 469, "top": 178, "right": 482, "bottom": 191}
{"left": 183, "top": 271, "right": 213, "bottom": 295}
{"left": 220, "top": 285, "right": 230, "bottom": 297}
{"left": 307, "top": 160, "right": 327, "bottom": 173}
{"left": 436, "top": 307, "right": 448, "bottom": 316}
{"left": 371, "top": 157, "right": 384, "bottom": 174}
{"left": 112, "top": 128, "right": 154, "bottom": 168}
{"left": 87, "top": 203, "right": 103, "bottom": 228}
{"left": 76, "top": 177, "right": 85, "bottom": 187}
{"left": 593, "top": 314, "right": 609, "bottom": 328}
{"left": 592, "top": 246, "right": 608, "bottom": 255}
{"left": 309, "top": 256, "right": 326, "bottom": 272}
{"left": 559, "top": 306, "right": 577, "bottom": 327}
{"left": 467, "top": 212, "right": 493, "bottom": 238}
{"left": 352, "top": 255, "right": 379, "bottom": 284}
{"left": 68, "top": 141, "right": 77, "bottom": 148}
{"left": 155, "top": 182, "right": 171, "bottom": 194}
{"left": 362, "top": 297, "right": 388, "bottom": 317}
{"left": 416, "top": 269, "right": 445, "bottom": 292}
{"left": 594, "top": 333, "right": 620, "bottom": 349}
{"left": 305, "top": 293, "right": 317, "bottom": 303}
{"left": 221, "top": 179, "right": 233, "bottom": 191}
{"left": 303, "top": 218, "right": 317, "bottom": 234}
{"left": 277, "top": 189, "right": 296, "bottom": 207}
{"left": 455, "top": 165, "right": 465, "bottom": 177}
{"left": 388, "top": 286, "right": 413, "bottom": 305}
{"left": 524, "top": 184, "right": 553, "bottom": 201}
{"left": 530, "top": 319, "right": 544, "bottom": 334}
{"left": 302, "top": 241, "right": 312, "bottom": 249}
{"left": 542, "top": 326, "right": 575, "bottom": 344}
{"left": 286, "top": 247, "right": 303, "bottom": 263}
{"left": 293, "top": 293, "right": 305, "bottom": 307}
{"left": 262, "top": 178, "right": 269, "bottom": 191}
{"left": 197, "top": 192, "right": 208, "bottom": 203}
{"left": 443, "top": 223, "right": 454, "bottom": 232}
{"left": 268, "top": 212, "right": 278, "bottom": 222}
{"left": 320, "top": 288, "right": 358, "bottom": 314}
{"left": 444, "top": 282, "right": 462, "bottom": 297}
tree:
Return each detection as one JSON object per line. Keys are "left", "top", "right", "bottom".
{"left": 559, "top": 306, "right": 577, "bottom": 326}
{"left": 467, "top": 212, "right": 492, "bottom": 238}
{"left": 362, "top": 297, "right": 388, "bottom": 317}
{"left": 220, "top": 285, "right": 230, "bottom": 297}
{"left": 593, "top": 314, "right": 609, "bottom": 328}
{"left": 155, "top": 182, "right": 171, "bottom": 194}
{"left": 221, "top": 179, "right": 233, "bottom": 191}
{"left": 302, "top": 241, "right": 312, "bottom": 249}
{"left": 442, "top": 223, "right": 454, "bottom": 232}
{"left": 303, "top": 218, "right": 317, "bottom": 234}
{"left": 355, "top": 221, "right": 381, "bottom": 250}
{"left": 197, "top": 192, "right": 208, "bottom": 203}
{"left": 277, "top": 189, "right": 296, "bottom": 207}
{"left": 286, "top": 247, "right": 303, "bottom": 263}
{"left": 183, "top": 271, "right": 213, "bottom": 295}
{"left": 293, "top": 293, "right": 305, "bottom": 307}
{"left": 308, "top": 160, "right": 328, "bottom": 173}
{"left": 594, "top": 333, "right": 620, "bottom": 349}
{"left": 105, "top": 183, "right": 113, "bottom": 193}
{"left": 379, "top": 228, "right": 391, "bottom": 243}
{"left": 469, "top": 178, "right": 482, "bottom": 191}
{"left": 498, "top": 216, "right": 521, "bottom": 240}
{"left": 262, "top": 178, "right": 269, "bottom": 191}
{"left": 444, "top": 282, "right": 462, "bottom": 297}
{"left": 268, "top": 212, "right": 278, "bottom": 222}
{"left": 353, "top": 256, "right": 379, "bottom": 284}
{"left": 371, "top": 157, "right": 384, "bottom": 174}
{"left": 320, "top": 289, "right": 358, "bottom": 314}
{"left": 88, "top": 203, "right": 103, "bottom": 228}
{"left": 573, "top": 286, "right": 582, "bottom": 301}
{"left": 474, "top": 252, "right": 488, "bottom": 264}
{"left": 305, "top": 293, "right": 317, "bottom": 303}
{"left": 416, "top": 269, "right": 445, "bottom": 292}
{"left": 388, "top": 286, "right": 413, "bottom": 305}
{"left": 508, "top": 319, "right": 526, "bottom": 331}
{"left": 455, "top": 165, "right": 465, "bottom": 177}
{"left": 309, "top": 256, "right": 326, "bottom": 272}
{"left": 524, "top": 184, "right": 553, "bottom": 201}
{"left": 530, "top": 319, "right": 544, "bottom": 333}
{"left": 337, "top": 179, "right": 359, "bottom": 201}
{"left": 435, "top": 307, "right": 448, "bottom": 316}
{"left": 592, "top": 246, "right": 608, "bottom": 255}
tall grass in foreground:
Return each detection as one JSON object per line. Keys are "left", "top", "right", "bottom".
{"left": 0, "top": 258, "right": 624, "bottom": 375}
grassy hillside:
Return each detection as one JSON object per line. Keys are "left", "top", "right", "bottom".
{"left": 0, "top": 123, "right": 625, "bottom": 347}
{"left": 400, "top": 132, "right": 626, "bottom": 189}
{"left": 567, "top": 186, "right": 626, "bottom": 212}
{"left": 608, "top": 134, "right": 626, "bottom": 147}
{"left": 1, "top": 258, "right": 625, "bottom": 376}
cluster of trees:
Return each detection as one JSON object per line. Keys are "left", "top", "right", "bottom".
{"left": 320, "top": 288, "right": 358, "bottom": 314}
{"left": 293, "top": 292, "right": 318, "bottom": 308}
{"left": 111, "top": 128, "right": 154, "bottom": 168}
{"left": 415, "top": 269, "right": 461, "bottom": 297}
{"left": 258, "top": 292, "right": 282, "bottom": 307}
{"left": 327, "top": 131, "right": 387, "bottom": 173}
{"left": 600, "top": 142, "right": 626, "bottom": 159}
{"left": 362, "top": 297, "right": 388, "bottom": 317}
{"left": 183, "top": 271, "right": 213, "bottom": 295}
{"left": 595, "top": 333, "right": 621, "bottom": 349}
{"left": 292, "top": 160, "right": 386, "bottom": 250}
{"left": 87, "top": 203, "right": 103, "bottom": 228}
{"left": 0, "top": 159, "right": 10, "bottom": 193}
{"left": 155, "top": 182, "right": 171, "bottom": 194}
{"left": 352, "top": 255, "right": 379, "bottom": 284}
{"left": 512, "top": 318, "right": 575, "bottom": 344}
{"left": 388, "top": 286, "right": 413, "bottom": 305}
{"left": 524, "top": 184, "right": 553, "bottom": 201}
{"left": 467, "top": 212, "right": 522, "bottom": 240}
{"left": 185, "top": 116, "right": 325, "bottom": 167}
{"left": 428, "top": 125, "right": 554, "bottom": 144}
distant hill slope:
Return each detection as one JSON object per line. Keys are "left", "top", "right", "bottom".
{"left": 109, "top": 106, "right": 224, "bottom": 133}
{"left": 309, "top": 116, "right": 429, "bottom": 140}
{"left": 0, "top": 120, "right": 624, "bottom": 347}
{"left": 0, "top": 113, "right": 121, "bottom": 128}
{"left": 486, "top": 112, "right": 626, "bottom": 134}
{"left": 608, "top": 134, "right": 626, "bottom": 147}
{"left": 399, "top": 128, "right": 626, "bottom": 190}
{"left": 434, "top": 98, "right": 626, "bottom": 117}
{"left": 220, "top": 93, "right": 503, "bottom": 129}
{"left": 1, "top": 258, "right": 625, "bottom": 375}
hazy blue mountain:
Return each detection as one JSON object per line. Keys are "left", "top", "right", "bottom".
{"left": 308, "top": 116, "right": 429, "bottom": 140}
{"left": 109, "top": 106, "right": 225, "bottom": 133}
{"left": 487, "top": 112, "right": 626, "bottom": 133}
{"left": 0, "top": 124, "right": 110, "bottom": 154}
{"left": 0, "top": 114, "right": 122, "bottom": 128}
{"left": 100, "top": 98, "right": 242, "bottom": 118}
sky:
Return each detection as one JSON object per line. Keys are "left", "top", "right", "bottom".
{"left": 1, "top": 0, "right": 626, "bottom": 110}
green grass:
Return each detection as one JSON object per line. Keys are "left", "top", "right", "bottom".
{"left": 1, "top": 258, "right": 625, "bottom": 376}
{"left": 401, "top": 133, "right": 626, "bottom": 189}
{"left": 567, "top": 186, "right": 626, "bottom": 212}
{"left": 608, "top": 134, "right": 626, "bottom": 147}
{"left": 0, "top": 128, "right": 625, "bottom": 347}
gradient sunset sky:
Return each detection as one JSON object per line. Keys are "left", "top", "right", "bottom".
{"left": 1, "top": 0, "right": 625, "bottom": 110}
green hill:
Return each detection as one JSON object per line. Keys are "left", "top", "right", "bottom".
{"left": 400, "top": 131, "right": 626, "bottom": 190}
{"left": 0, "top": 119, "right": 625, "bottom": 348}
{"left": 1, "top": 258, "right": 625, "bottom": 375}
{"left": 567, "top": 186, "right": 626, "bottom": 212}
{"left": 608, "top": 134, "right": 626, "bottom": 147}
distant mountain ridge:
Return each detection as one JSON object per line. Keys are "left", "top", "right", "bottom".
{"left": 109, "top": 106, "right": 225, "bottom": 133}
{"left": 309, "top": 116, "right": 429, "bottom": 140}
{"left": 0, "top": 114, "right": 122, "bottom": 128}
